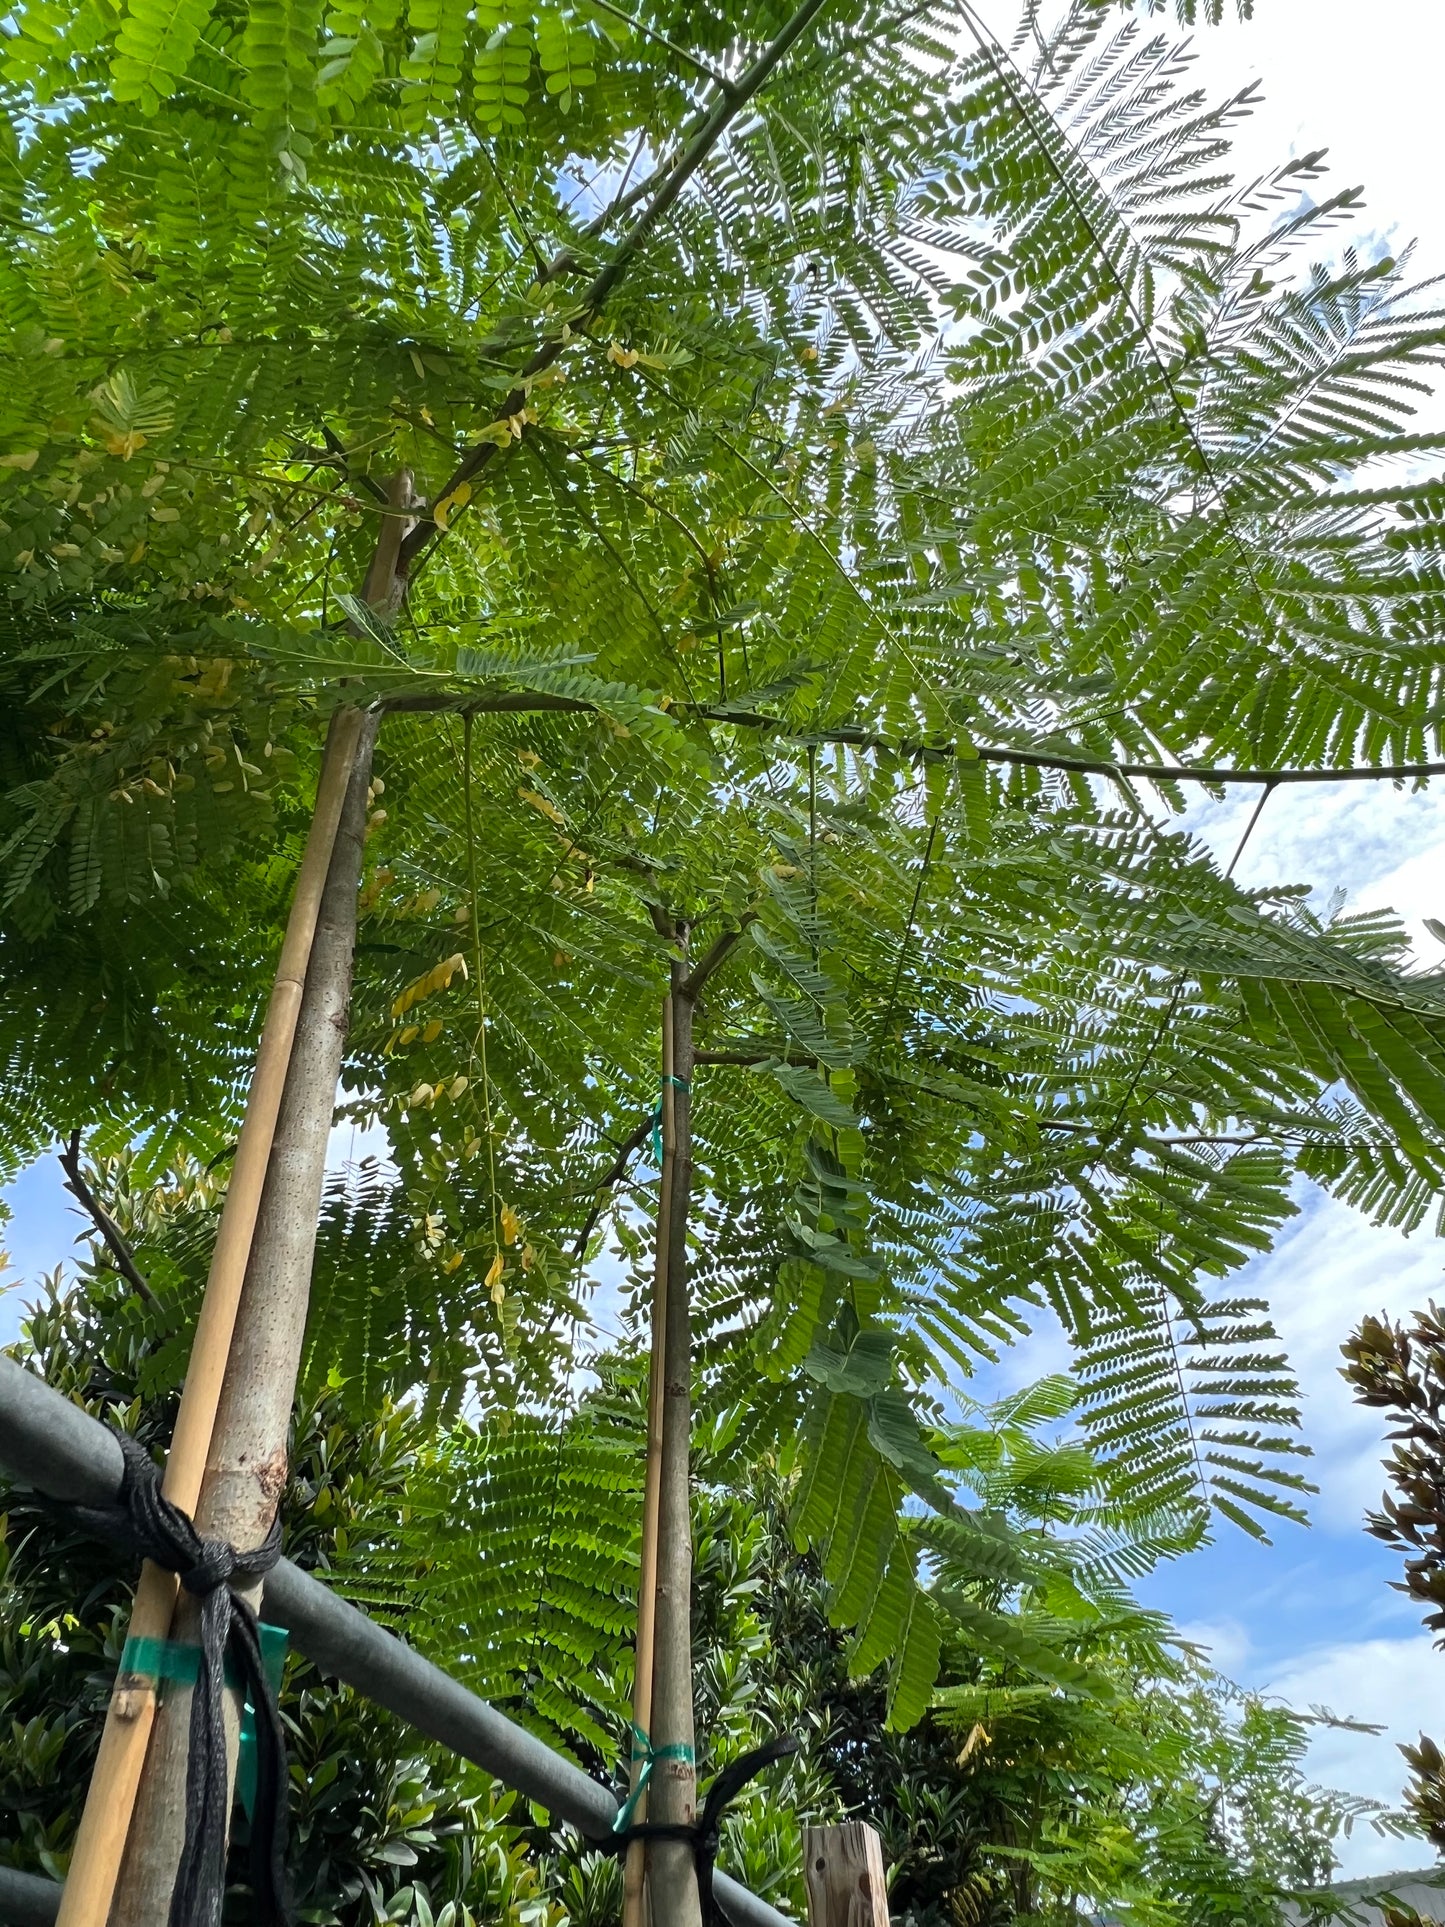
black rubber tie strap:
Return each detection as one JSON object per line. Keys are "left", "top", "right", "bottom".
{"left": 605, "top": 1733, "right": 800, "bottom": 1927}
{"left": 69, "top": 1431, "right": 290, "bottom": 1927}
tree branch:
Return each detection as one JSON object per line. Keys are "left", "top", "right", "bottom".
{"left": 679, "top": 914, "right": 757, "bottom": 1002}
{"left": 378, "top": 688, "right": 1445, "bottom": 787}
{"left": 58, "top": 1132, "right": 162, "bottom": 1311}
{"left": 397, "top": 0, "right": 836, "bottom": 578}
{"left": 693, "top": 1045, "right": 820, "bottom": 1068}
{"left": 701, "top": 708, "right": 1445, "bottom": 787}
{"left": 571, "top": 1112, "right": 656, "bottom": 1259}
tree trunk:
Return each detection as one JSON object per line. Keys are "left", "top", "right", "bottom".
{"left": 52, "top": 706, "right": 365, "bottom": 1927}
{"left": 622, "top": 997, "right": 676, "bottom": 1927}
{"left": 108, "top": 711, "right": 377, "bottom": 1927}
{"left": 645, "top": 957, "right": 702, "bottom": 1927}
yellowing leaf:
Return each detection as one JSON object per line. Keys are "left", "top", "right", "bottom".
{"left": 0, "top": 450, "right": 39, "bottom": 471}
{"left": 391, "top": 952, "right": 468, "bottom": 1018}
{"left": 517, "top": 787, "right": 565, "bottom": 826}
{"left": 421, "top": 1019, "right": 443, "bottom": 1043}
{"left": 432, "top": 481, "right": 472, "bottom": 530}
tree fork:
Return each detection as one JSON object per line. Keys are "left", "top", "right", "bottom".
{"left": 52, "top": 705, "right": 365, "bottom": 1927}
{"left": 108, "top": 709, "right": 379, "bottom": 1927}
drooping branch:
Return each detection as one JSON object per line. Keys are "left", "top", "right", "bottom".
{"left": 700, "top": 708, "right": 1445, "bottom": 788}
{"left": 379, "top": 689, "right": 1445, "bottom": 787}
{"left": 58, "top": 1131, "right": 161, "bottom": 1312}
{"left": 570, "top": 1112, "right": 656, "bottom": 1260}
{"left": 397, "top": 0, "right": 837, "bottom": 578}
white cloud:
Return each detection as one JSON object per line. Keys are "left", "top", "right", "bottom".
{"left": 1175, "top": 1615, "right": 1256, "bottom": 1678}
{"left": 1259, "top": 1635, "right": 1445, "bottom": 1878}
{"left": 1230, "top": 1188, "right": 1445, "bottom": 1531}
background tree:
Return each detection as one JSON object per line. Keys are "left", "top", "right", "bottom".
{"left": 3, "top": 1155, "right": 1391, "bottom": 1923}
{"left": 1342, "top": 1307, "right": 1445, "bottom": 1852}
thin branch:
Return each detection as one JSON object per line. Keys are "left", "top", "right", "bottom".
{"left": 571, "top": 1112, "right": 656, "bottom": 1259}
{"left": 695, "top": 709, "right": 1445, "bottom": 788}
{"left": 57, "top": 1131, "right": 161, "bottom": 1310}
{"left": 398, "top": 0, "right": 836, "bottom": 578}
{"left": 378, "top": 690, "right": 1445, "bottom": 787}
{"left": 679, "top": 914, "right": 757, "bottom": 1002}
{"left": 874, "top": 816, "right": 939, "bottom": 1049}
{"left": 583, "top": 0, "right": 731, "bottom": 89}
{"left": 694, "top": 1045, "right": 820, "bottom": 1068}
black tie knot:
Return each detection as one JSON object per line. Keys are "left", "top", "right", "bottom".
{"left": 181, "top": 1542, "right": 236, "bottom": 1597}
{"left": 68, "top": 1430, "right": 292, "bottom": 1927}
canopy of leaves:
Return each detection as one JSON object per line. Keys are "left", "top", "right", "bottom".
{"left": 4, "top": 0, "right": 1445, "bottom": 1727}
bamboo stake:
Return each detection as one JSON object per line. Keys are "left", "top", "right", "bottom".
{"left": 621, "top": 996, "right": 675, "bottom": 1927}
{"left": 53, "top": 704, "right": 364, "bottom": 1927}
{"left": 109, "top": 712, "right": 378, "bottom": 1927}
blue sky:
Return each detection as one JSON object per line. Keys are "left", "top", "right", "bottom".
{"left": 7, "top": 0, "right": 1445, "bottom": 1883}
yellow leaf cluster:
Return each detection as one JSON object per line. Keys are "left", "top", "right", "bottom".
{"left": 517, "top": 787, "right": 565, "bottom": 826}
{"left": 432, "top": 480, "right": 472, "bottom": 530}
{"left": 391, "top": 952, "right": 468, "bottom": 1018}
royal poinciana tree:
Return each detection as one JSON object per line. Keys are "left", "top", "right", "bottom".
{"left": 5, "top": 0, "right": 1445, "bottom": 1913}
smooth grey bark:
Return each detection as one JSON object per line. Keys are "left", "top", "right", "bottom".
{"left": 0, "top": 1356, "right": 790, "bottom": 1927}
{"left": 108, "top": 711, "right": 378, "bottom": 1927}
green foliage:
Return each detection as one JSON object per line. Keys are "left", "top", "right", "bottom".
{"left": 0, "top": 1229, "right": 565, "bottom": 1923}
{"left": 5, "top": 0, "right": 1445, "bottom": 1738}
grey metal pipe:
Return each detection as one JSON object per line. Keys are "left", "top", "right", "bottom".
{"left": 0, "top": 1868, "right": 57, "bottom": 1927}
{"left": 0, "top": 1357, "right": 790, "bottom": 1927}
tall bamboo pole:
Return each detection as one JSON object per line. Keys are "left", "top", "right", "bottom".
{"left": 52, "top": 703, "right": 364, "bottom": 1927}
{"left": 645, "top": 951, "right": 703, "bottom": 1927}
{"left": 107, "top": 711, "right": 378, "bottom": 1926}
{"left": 621, "top": 996, "right": 675, "bottom": 1927}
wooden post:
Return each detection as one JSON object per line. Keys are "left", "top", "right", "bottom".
{"left": 803, "top": 1823, "right": 890, "bottom": 1927}
{"left": 621, "top": 996, "right": 675, "bottom": 1927}
{"left": 53, "top": 703, "right": 364, "bottom": 1927}
{"left": 108, "top": 711, "right": 378, "bottom": 1926}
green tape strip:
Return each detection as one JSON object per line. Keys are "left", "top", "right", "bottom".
{"left": 118, "top": 1625, "right": 288, "bottom": 1822}
{"left": 612, "top": 1723, "right": 695, "bottom": 1834}
{"left": 119, "top": 1634, "right": 199, "bottom": 1685}
{"left": 237, "top": 1624, "right": 288, "bottom": 1821}
{"left": 650, "top": 1075, "right": 693, "bottom": 1163}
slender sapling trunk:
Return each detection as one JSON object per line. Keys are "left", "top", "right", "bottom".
{"left": 645, "top": 950, "right": 703, "bottom": 1927}
{"left": 109, "top": 711, "right": 377, "bottom": 1926}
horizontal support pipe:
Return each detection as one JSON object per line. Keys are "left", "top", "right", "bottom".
{"left": 0, "top": 1358, "right": 787, "bottom": 1927}
{"left": 0, "top": 1868, "right": 58, "bottom": 1927}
